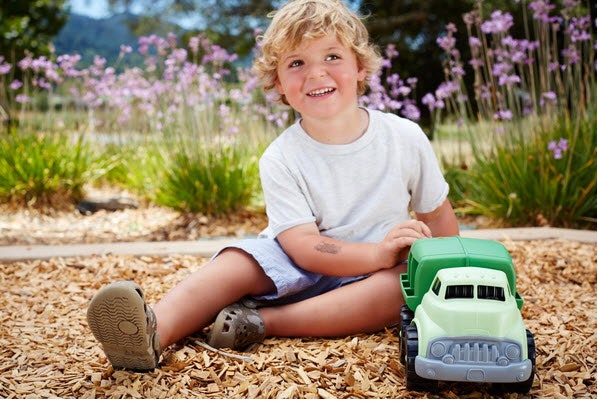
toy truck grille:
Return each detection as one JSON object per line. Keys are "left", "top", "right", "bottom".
{"left": 427, "top": 337, "right": 522, "bottom": 365}
{"left": 415, "top": 336, "right": 532, "bottom": 383}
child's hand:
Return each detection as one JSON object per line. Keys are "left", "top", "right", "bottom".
{"left": 375, "top": 220, "right": 432, "bottom": 269}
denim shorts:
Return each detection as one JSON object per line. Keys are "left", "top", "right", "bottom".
{"left": 212, "top": 238, "right": 368, "bottom": 306}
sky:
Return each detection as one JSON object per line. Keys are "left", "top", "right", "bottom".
{"left": 66, "top": 0, "right": 200, "bottom": 28}
{"left": 68, "top": 0, "right": 112, "bottom": 18}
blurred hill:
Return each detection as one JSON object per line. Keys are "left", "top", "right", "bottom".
{"left": 52, "top": 12, "right": 141, "bottom": 68}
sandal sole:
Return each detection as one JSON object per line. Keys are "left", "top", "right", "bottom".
{"left": 87, "top": 281, "right": 158, "bottom": 371}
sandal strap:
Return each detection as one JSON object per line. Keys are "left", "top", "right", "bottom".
{"left": 207, "top": 302, "right": 265, "bottom": 350}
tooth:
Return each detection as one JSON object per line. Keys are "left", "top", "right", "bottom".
{"left": 310, "top": 88, "right": 332, "bottom": 96}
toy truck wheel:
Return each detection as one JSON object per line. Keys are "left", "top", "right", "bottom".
{"left": 403, "top": 324, "right": 438, "bottom": 391}
{"left": 399, "top": 304, "right": 414, "bottom": 363}
{"left": 493, "top": 330, "right": 536, "bottom": 394}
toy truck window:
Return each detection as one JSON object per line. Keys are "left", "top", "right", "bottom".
{"left": 478, "top": 285, "right": 506, "bottom": 301}
{"left": 445, "top": 285, "right": 474, "bottom": 299}
{"left": 432, "top": 278, "right": 441, "bottom": 296}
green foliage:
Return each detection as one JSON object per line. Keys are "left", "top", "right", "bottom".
{"left": 460, "top": 114, "right": 597, "bottom": 228}
{"left": 0, "top": 0, "right": 69, "bottom": 60}
{"left": 101, "top": 129, "right": 267, "bottom": 217}
{"left": 0, "top": 131, "right": 116, "bottom": 207}
{"left": 154, "top": 143, "right": 261, "bottom": 215}
{"left": 431, "top": 0, "right": 596, "bottom": 229}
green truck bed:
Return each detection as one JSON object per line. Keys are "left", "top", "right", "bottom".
{"left": 400, "top": 236, "right": 524, "bottom": 311}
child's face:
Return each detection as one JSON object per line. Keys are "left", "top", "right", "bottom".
{"left": 275, "top": 34, "right": 366, "bottom": 119}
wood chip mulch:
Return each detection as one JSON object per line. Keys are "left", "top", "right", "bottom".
{"left": 1, "top": 238, "right": 596, "bottom": 398}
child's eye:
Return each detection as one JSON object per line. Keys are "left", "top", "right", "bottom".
{"left": 326, "top": 54, "right": 341, "bottom": 61}
{"left": 289, "top": 60, "right": 303, "bottom": 68}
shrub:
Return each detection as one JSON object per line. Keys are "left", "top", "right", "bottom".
{"left": 464, "top": 114, "right": 596, "bottom": 228}
{"left": 0, "top": 131, "right": 116, "bottom": 208}
{"left": 425, "top": 0, "right": 596, "bottom": 228}
{"left": 154, "top": 142, "right": 262, "bottom": 215}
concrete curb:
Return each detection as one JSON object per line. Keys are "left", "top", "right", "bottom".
{"left": 0, "top": 227, "right": 595, "bottom": 262}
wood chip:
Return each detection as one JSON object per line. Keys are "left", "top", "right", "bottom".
{"left": 0, "top": 195, "right": 595, "bottom": 398}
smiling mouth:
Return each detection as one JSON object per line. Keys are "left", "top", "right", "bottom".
{"left": 307, "top": 88, "right": 335, "bottom": 97}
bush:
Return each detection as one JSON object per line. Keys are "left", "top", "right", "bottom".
{"left": 0, "top": 131, "right": 115, "bottom": 208}
{"left": 153, "top": 142, "right": 262, "bottom": 216}
{"left": 426, "top": 1, "right": 596, "bottom": 229}
{"left": 463, "top": 114, "right": 596, "bottom": 228}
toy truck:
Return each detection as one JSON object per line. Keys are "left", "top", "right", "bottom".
{"left": 399, "top": 236, "right": 535, "bottom": 393}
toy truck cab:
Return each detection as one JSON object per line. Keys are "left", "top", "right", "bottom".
{"left": 399, "top": 237, "right": 535, "bottom": 393}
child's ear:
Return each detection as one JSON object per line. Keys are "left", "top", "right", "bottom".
{"left": 357, "top": 64, "right": 367, "bottom": 82}
{"left": 275, "top": 81, "right": 285, "bottom": 95}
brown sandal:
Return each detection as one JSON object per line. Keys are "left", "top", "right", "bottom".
{"left": 87, "top": 281, "right": 162, "bottom": 371}
{"left": 207, "top": 302, "right": 265, "bottom": 350}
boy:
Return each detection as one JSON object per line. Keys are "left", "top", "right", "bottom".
{"left": 87, "top": 0, "right": 459, "bottom": 371}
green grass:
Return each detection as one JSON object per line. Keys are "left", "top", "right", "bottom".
{"left": 439, "top": 112, "right": 597, "bottom": 229}
{"left": 0, "top": 130, "right": 117, "bottom": 207}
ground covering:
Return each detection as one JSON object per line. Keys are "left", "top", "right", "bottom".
{"left": 0, "top": 201, "right": 595, "bottom": 398}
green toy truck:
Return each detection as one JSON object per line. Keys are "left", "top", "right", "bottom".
{"left": 399, "top": 236, "right": 535, "bottom": 393}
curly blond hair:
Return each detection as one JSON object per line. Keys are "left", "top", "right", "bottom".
{"left": 252, "top": 0, "right": 382, "bottom": 104}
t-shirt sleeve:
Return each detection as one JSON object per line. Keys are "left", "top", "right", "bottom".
{"left": 259, "top": 151, "right": 316, "bottom": 238}
{"left": 407, "top": 126, "right": 450, "bottom": 214}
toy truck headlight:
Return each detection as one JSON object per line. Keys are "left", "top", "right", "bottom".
{"left": 430, "top": 342, "right": 446, "bottom": 358}
{"left": 505, "top": 344, "right": 521, "bottom": 360}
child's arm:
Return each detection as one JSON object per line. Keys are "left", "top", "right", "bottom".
{"left": 277, "top": 199, "right": 459, "bottom": 277}
{"left": 415, "top": 198, "right": 460, "bottom": 237}
{"left": 277, "top": 219, "right": 431, "bottom": 277}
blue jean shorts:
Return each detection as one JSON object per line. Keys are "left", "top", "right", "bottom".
{"left": 212, "top": 238, "right": 368, "bottom": 306}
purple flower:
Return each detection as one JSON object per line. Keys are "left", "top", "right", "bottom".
{"left": 451, "top": 64, "right": 466, "bottom": 77}
{"left": 17, "top": 55, "right": 33, "bottom": 70}
{"left": 437, "top": 35, "right": 456, "bottom": 52}
{"left": 540, "top": 91, "right": 557, "bottom": 106}
{"left": 15, "top": 94, "right": 31, "bottom": 103}
{"left": 385, "top": 44, "right": 399, "bottom": 59}
{"left": 402, "top": 103, "right": 421, "bottom": 121}
{"left": 422, "top": 93, "right": 444, "bottom": 111}
{"left": 498, "top": 74, "right": 521, "bottom": 86}
{"left": 529, "top": 1, "right": 555, "bottom": 23}
{"left": 494, "top": 109, "right": 513, "bottom": 120}
{"left": 469, "top": 58, "right": 484, "bottom": 69}
{"left": 567, "top": 16, "right": 592, "bottom": 42}
{"left": 189, "top": 36, "right": 200, "bottom": 54}
{"left": 119, "top": 45, "right": 132, "bottom": 57}
{"left": 435, "top": 81, "right": 460, "bottom": 99}
{"left": 492, "top": 62, "right": 512, "bottom": 77}
{"left": 562, "top": 45, "right": 580, "bottom": 64}
{"left": 463, "top": 11, "right": 481, "bottom": 28}
{"left": 9, "top": 80, "right": 22, "bottom": 90}
{"left": 481, "top": 11, "right": 514, "bottom": 34}
{"left": 0, "top": 62, "right": 11, "bottom": 75}
{"left": 548, "top": 138, "right": 568, "bottom": 159}
{"left": 469, "top": 37, "right": 482, "bottom": 49}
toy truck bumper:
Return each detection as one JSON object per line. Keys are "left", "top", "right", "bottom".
{"left": 415, "top": 356, "right": 532, "bottom": 383}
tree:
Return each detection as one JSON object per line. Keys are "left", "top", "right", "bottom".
{"left": 0, "top": 0, "right": 69, "bottom": 61}
{"left": 105, "top": 0, "right": 277, "bottom": 57}
{"left": 359, "top": 0, "right": 477, "bottom": 127}
{"left": 359, "top": 0, "right": 573, "bottom": 128}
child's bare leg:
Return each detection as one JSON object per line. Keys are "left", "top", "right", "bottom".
{"left": 152, "top": 248, "right": 275, "bottom": 348}
{"left": 260, "top": 264, "right": 405, "bottom": 338}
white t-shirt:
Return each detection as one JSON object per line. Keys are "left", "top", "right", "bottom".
{"left": 259, "top": 109, "right": 449, "bottom": 243}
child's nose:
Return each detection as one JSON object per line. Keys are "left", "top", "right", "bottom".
{"left": 307, "top": 63, "right": 327, "bottom": 78}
